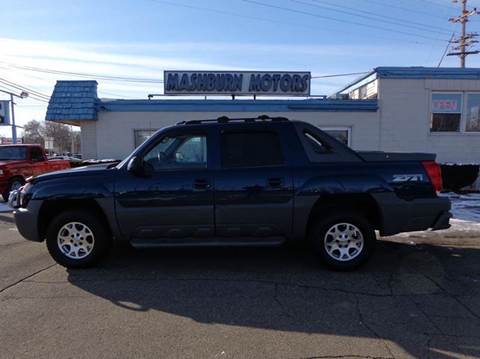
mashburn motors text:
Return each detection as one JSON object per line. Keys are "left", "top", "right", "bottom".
{"left": 164, "top": 71, "right": 311, "bottom": 95}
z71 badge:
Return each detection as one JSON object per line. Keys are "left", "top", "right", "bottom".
{"left": 392, "top": 174, "right": 424, "bottom": 182}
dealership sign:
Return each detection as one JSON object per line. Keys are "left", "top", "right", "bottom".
{"left": 164, "top": 71, "right": 311, "bottom": 96}
{"left": 0, "top": 101, "right": 11, "bottom": 126}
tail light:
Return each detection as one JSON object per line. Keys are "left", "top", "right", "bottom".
{"left": 422, "top": 160, "right": 442, "bottom": 192}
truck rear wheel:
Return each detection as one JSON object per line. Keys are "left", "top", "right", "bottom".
{"left": 46, "top": 210, "right": 111, "bottom": 268}
{"left": 309, "top": 211, "right": 375, "bottom": 270}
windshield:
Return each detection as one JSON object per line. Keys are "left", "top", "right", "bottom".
{"left": 0, "top": 147, "right": 27, "bottom": 160}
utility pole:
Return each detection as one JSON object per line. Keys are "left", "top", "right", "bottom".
{"left": 10, "top": 94, "right": 17, "bottom": 144}
{"left": 0, "top": 89, "right": 29, "bottom": 144}
{"left": 447, "top": 0, "right": 480, "bottom": 67}
{"left": 70, "top": 125, "right": 75, "bottom": 154}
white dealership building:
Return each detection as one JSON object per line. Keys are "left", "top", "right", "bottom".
{"left": 46, "top": 67, "right": 480, "bottom": 164}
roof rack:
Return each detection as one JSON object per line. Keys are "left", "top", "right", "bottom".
{"left": 177, "top": 115, "right": 289, "bottom": 126}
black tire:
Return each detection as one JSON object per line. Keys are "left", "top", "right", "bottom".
{"left": 46, "top": 210, "right": 111, "bottom": 268}
{"left": 309, "top": 210, "right": 375, "bottom": 270}
{"left": 2, "top": 177, "right": 25, "bottom": 202}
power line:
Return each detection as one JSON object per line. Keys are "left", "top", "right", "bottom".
{"left": 0, "top": 82, "right": 49, "bottom": 103}
{"left": 307, "top": 0, "right": 452, "bottom": 34}
{"left": 13, "top": 104, "right": 47, "bottom": 108}
{"left": 297, "top": 0, "right": 451, "bottom": 35}
{"left": 447, "top": 0, "right": 480, "bottom": 67}
{"left": 0, "top": 87, "right": 49, "bottom": 103}
{"left": 365, "top": 0, "right": 450, "bottom": 20}
{"left": 0, "top": 62, "right": 165, "bottom": 84}
{"left": 0, "top": 80, "right": 50, "bottom": 103}
{"left": 0, "top": 77, "right": 50, "bottom": 99}
{"left": 2, "top": 59, "right": 372, "bottom": 97}
{"left": 145, "top": 0, "right": 438, "bottom": 45}
{"left": 145, "top": 0, "right": 335, "bottom": 36}
{"left": 438, "top": 32, "right": 456, "bottom": 66}
{"left": 242, "top": 0, "right": 450, "bottom": 42}
{"left": 420, "top": 0, "right": 458, "bottom": 10}
{"left": 99, "top": 91, "right": 136, "bottom": 99}
{"left": 311, "top": 71, "right": 370, "bottom": 79}
{"left": 0, "top": 77, "right": 51, "bottom": 103}
{"left": 2, "top": 57, "right": 367, "bottom": 82}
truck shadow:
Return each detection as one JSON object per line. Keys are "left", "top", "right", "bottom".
{"left": 67, "top": 240, "right": 480, "bottom": 358}
{"left": 0, "top": 214, "right": 14, "bottom": 223}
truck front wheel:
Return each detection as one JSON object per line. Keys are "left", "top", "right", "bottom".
{"left": 310, "top": 211, "right": 375, "bottom": 270}
{"left": 2, "top": 177, "right": 25, "bottom": 202}
{"left": 46, "top": 210, "right": 111, "bottom": 268}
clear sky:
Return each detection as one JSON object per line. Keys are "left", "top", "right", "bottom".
{"left": 1, "top": 0, "right": 480, "bottom": 137}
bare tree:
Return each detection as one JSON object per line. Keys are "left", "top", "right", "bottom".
{"left": 23, "top": 120, "right": 45, "bottom": 146}
{"left": 72, "top": 131, "right": 81, "bottom": 154}
{"left": 22, "top": 120, "right": 81, "bottom": 155}
{"left": 41, "top": 122, "right": 72, "bottom": 154}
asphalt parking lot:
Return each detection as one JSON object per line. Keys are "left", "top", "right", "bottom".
{"left": 1, "top": 211, "right": 480, "bottom": 359}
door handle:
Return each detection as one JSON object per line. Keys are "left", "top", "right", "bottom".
{"left": 193, "top": 178, "right": 210, "bottom": 190}
{"left": 268, "top": 177, "right": 283, "bottom": 188}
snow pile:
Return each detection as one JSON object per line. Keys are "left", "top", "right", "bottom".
{"left": 441, "top": 192, "right": 480, "bottom": 231}
{"left": 442, "top": 192, "right": 480, "bottom": 222}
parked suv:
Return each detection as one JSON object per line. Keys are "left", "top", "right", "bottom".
{"left": 10, "top": 116, "right": 451, "bottom": 270}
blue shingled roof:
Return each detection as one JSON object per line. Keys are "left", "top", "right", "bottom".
{"left": 46, "top": 81, "right": 98, "bottom": 122}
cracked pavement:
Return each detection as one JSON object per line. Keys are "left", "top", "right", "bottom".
{"left": 1, "top": 212, "right": 480, "bottom": 359}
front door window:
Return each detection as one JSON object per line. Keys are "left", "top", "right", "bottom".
{"left": 143, "top": 134, "right": 207, "bottom": 171}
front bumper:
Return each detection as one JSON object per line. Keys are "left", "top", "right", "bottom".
{"left": 373, "top": 193, "right": 452, "bottom": 236}
{"left": 13, "top": 200, "right": 43, "bottom": 242}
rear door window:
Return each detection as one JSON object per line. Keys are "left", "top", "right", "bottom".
{"left": 304, "top": 131, "right": 330, "bottom": 154}
{"left": 221, "top": 131, "right": 284, "bottom": 168}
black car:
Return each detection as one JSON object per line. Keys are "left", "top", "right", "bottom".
{"left": 10, "top": 116, "right": 451, "bottom": 270}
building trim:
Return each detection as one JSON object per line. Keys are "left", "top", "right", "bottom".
{"left": 334, "top": 66, "right": 480, "bottom": 96}
{"left": 375, "top": 67, "right": 480, "bottom": 80}
{"left": 98, "top": 99, "right": 378, "bottom": 113}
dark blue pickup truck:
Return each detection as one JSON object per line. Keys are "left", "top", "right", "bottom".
{"left": 10, "top": 116, "right": 451, "bottom": 270}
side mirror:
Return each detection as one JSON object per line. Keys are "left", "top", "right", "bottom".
{"left": 127, "top": 156, "right": 153, "bottom": 177}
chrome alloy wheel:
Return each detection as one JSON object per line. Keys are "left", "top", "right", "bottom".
{"left": 57, "top": 222, "right": 95, "bottom": 259}
{"left": 324, "top": 223, "right": 364, "bottom": 262}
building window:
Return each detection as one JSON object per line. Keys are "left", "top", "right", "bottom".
{"left": 134, "top": 129, "right": 157, "bottom": 148}
{"left": 321, "top": 127, "right": 351, "bottom": 147}
{"left": 430, "top": 93, "right": 462, "bottom": 132}
{"left": 466, "top": 93, "right": 480, "bottom": 132}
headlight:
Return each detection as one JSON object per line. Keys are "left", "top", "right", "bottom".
{"left": 19, "top": 183, "right": 32, "bottom": 208}
{"left": 0, "top": 169, "right": 4, "bottom": 176}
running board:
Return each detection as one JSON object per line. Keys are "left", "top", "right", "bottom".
{"left": 130, "top": 237, "right": 286, "bottom": 248}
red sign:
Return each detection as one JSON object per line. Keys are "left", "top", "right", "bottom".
{"left": 432, "top": 100, "right": 459, "bottom": 112}
{"left": 0, "top": 138, "right": 24, "bottom": 144}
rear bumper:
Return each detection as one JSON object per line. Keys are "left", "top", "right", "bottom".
{"left": 14, "top": 200, "right": 43, "bottom": 242}
{"left": 431, "top": 210, "right": 452, "bottom": 231}
{"left": 373, "top": 193, "right": 451, "bottom": 236}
